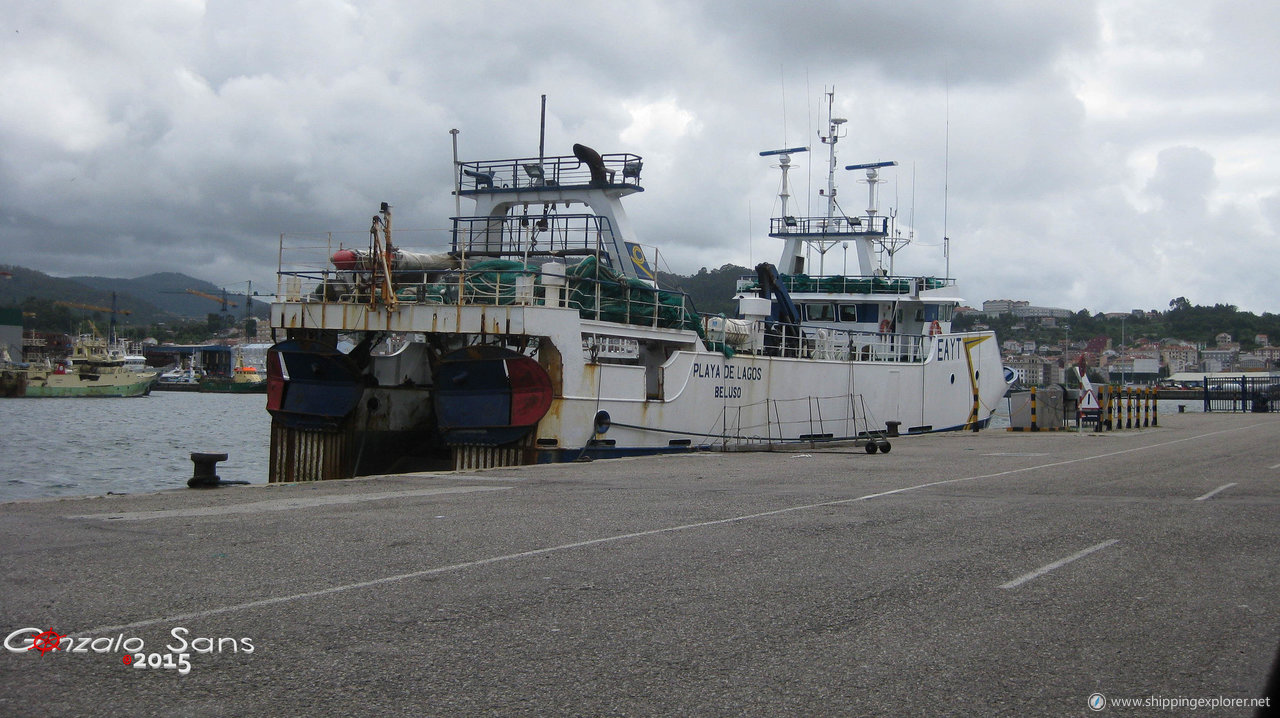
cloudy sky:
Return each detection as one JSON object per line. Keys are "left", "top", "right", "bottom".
{"left": 3, "top": 0, "right": 1277, "bottom": 314}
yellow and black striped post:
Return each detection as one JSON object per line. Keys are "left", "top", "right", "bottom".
{"left": 1030, "top": 386, "right": 1039, "bottom": 431}
{"left": 1152, "top": 386, "right": 1159, "bottom": 426}
{"left": 1125, "top": 387, "right": 1133, "bottom": 429}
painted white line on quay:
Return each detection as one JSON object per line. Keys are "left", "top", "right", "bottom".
{"left": 1192, "top": 483, "right": 1238, "bottom": 501}
{"left": 66, "top": 486, "right": 510, "bottom": 521}
{"left": 73, "top": 419, "right": 1277, "bottom": 638}
{"left": 999, "top": 540, "right": 1120, "bottom": 590}
{"left": 1269, "top": 463, "right": 1280, "bottom": 470}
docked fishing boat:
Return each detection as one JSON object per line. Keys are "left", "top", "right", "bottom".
{"left": 0, "top": 332, "right": 157, "bottom": 398}
{"left": 199, "top": 351, "right": 267, "bottom": 393}
{"left": 265, "top": 109, "right": 1008, "bottom": 481}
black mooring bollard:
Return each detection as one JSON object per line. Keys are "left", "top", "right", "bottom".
{"left": 885, "top": 421, "right": 901, "bottom": 437}
{"left": 188, "top": 452, "right": 229, "bottom": 488}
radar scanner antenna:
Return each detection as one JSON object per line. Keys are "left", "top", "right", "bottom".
{"left": 759, "top": 145, "right": 808, "bottom": 224}
{"left": 845, "top": 160, "right": 900, "bottom": 273}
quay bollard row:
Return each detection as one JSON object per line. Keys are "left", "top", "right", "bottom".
{"left": 1093, "top": 386, "right": 1158, "bottom": 432}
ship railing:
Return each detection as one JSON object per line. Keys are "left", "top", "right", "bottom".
{"left": 705, "top": 319, "right": 928, "bottom": 363}
{"left": 457, "top": 152, "right": 644, "bottom": 193}
{"left": 451, "top": 213, "right": 614, "bottom": 259}
{"left": 277, "top": 253, "right": 701, "bottom": 334}
{"left": 736, "top": 273, "right": 955, "bottom": 295}
{"left": 768, "top": 215, "right": 890, "bottom": 236}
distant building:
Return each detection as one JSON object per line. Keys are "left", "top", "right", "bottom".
{"left": 1006, "top": 354, "right": 1046, "bottom": 386}
{"left": 1011, "top": 305, "right": 1073, "bottom": 320}
{"left": 1106, "top": 356, "right": 1160, "bottom": 383}
{"left": 1255, "top": 346, "right": 1280, "bottom": 365}
{"left": 1045, "top": 358, "right": 1066, "bottom": 385}
{"left": 1255, "top": 334, "right": 1269, "bottom": 347}
{"left": 1160, "top": 341, "right": 1200, "bottom": 374}
{"left": 1201, "top": 347, "right": 1239, "bottom": 372}
{"left": 1085, "top": 336, "right": 1112, "bottom": 354}
{"left": 983, "top": 299, "right": 1029, "bottom": 316}
{"left": 1238, "top": 354, "right": 1268, "bottom": 370}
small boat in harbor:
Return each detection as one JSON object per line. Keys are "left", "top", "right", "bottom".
{"left": 0, "top": 331, "right": 157, "bottom": 398}
{"left": 154, "top": 358, "right": 203, "bottom": 392}
{"left": 199, "top": 351, "right": 267, "bottom": 393}
{"left": 264, "top": 100, "right": 1008, "bottom": 480}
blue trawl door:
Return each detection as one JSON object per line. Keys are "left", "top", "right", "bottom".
{"left": 433, "top": 345, "right": 553, "bottom": 446}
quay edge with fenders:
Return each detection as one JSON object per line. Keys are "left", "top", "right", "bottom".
{"left": 265, "top": 104, "right": 1010, "bottom": 481}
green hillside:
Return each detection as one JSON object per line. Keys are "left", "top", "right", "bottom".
{"left": 0, "top": 264, "right": 267, "bottom": 334}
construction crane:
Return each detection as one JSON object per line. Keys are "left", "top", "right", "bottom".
{"left": 184, "top": 288, "right": 238, "bottom": 311}
{"left": 54, "top": 292, "right": 131, "bottom": 343}
{"left": 162, "top": 288, "right": 239, "bottom": 312}
{"left": 54, "top": 300, "right": 133, "bottom": 315}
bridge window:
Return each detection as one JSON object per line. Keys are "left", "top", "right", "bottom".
{"left": 838, "top": 304, "right": 859, "bottom": 322}
{"left": 805, "top": 303, "right": 836, "bottom": 321}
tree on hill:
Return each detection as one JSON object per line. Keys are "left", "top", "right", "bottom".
{"left": 659, "top": 263, "right": 750, "bottom": 316}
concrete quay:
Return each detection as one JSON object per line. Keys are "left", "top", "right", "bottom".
{"left": 2, "top": 412, "right": 1278, "bottom": 716}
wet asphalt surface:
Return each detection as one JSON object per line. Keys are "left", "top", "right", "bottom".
{"left": 2, "top": 412, "right": 1278, "bottom": 716}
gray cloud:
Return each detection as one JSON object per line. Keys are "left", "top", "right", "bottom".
{"left": 1, "top": 0, "right": 1277, "bottom": 314}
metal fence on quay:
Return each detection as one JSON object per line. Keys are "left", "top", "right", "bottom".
{"left": 1202, "top": 375, "right": 1279, "bottom": 413}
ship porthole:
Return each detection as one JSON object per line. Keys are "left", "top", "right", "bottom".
{"left": 950, "top": 374, "right": 955, "bottom": 384}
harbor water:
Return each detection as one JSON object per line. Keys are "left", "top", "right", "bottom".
{"left": 0, "top": 395, "right": 1201, "bottom": 503}
{"left": 0, "top": 392, "right": 270, "bottom": 502}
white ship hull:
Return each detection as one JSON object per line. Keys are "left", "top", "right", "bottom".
{"left": 270, "top": 296, "right": 1005, "bottom": 476}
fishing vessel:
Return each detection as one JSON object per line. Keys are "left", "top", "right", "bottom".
{"left": 265, "top": 107, "right": 1008, "bottom": 481}
{"left": 0, "top": 331, "right": 157, "bottom": 398}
